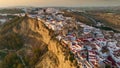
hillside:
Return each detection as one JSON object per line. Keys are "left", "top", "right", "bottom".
{"left": 88, "top": 12, "right": 120, "bottom": 31}
{"left": 63, "top": 10, "right": 94, "bottom": 26}
{"left": 0, "top": 16, "right": 80, "bottom": 68}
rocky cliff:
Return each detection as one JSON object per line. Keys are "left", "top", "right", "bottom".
{"left": 0, "top": 16, "right": 80, "bottom": 68}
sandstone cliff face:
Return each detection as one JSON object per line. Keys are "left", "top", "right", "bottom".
{"left": 8, "top": 16, "right": 79, "bottom": 68}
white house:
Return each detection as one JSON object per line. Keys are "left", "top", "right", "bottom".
{"left": 0, "top": 19, "right": 7, "bottom": 24}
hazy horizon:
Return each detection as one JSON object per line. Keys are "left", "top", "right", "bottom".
{"left": 0, "top": 0, "right": 120, "bottom": 8}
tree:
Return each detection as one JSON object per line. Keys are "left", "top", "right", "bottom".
{"left": 1, "top": 53, "right": 23, "bottom": 68}
{"left": 0, "top": 33, "right": 23, "bottom": 50}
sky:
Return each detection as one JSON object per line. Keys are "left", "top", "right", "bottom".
{"left": 0, "top": 0, "right": 120, "bottom": 7}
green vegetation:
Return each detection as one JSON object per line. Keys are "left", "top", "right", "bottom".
{"left": 95, "top": 26, "right": 120, "bottom": 33}
{"left": 7, "top": 15, "right": 17, "bottom": 18}
{"left": 0, "top": 33, "right": 23, "bottom": 50}
{"left": 69, "top": 51, "right": 75, "bottom": 63}
{"left": 105, "top": 64, "right": 111, "bottom": 68}
{"left": 0, "top": 51, "right": 7, "bottom": 60}
{"left": 0, "top": 9, "right": 24, "bottom": 14}
{"left": 1, "top": 53, "right": 24, "bottom": 68}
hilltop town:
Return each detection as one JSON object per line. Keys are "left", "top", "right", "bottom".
{"left": 25, "top": 8, "right": 120, "bottom": 68}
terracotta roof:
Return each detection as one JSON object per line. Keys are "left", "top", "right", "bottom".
{"left": 107, "top": 56, "right": 116, "bottom": 66}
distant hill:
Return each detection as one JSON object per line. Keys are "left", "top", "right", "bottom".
{"left": 87, "top": 12, "right": 120, "bottom": 31}
{"left": 0, "top": 9, "right": 25, "bottom": 14}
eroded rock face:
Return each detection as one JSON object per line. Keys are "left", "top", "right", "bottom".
{"left": 1, "top": 16, "right": 79, "bottom": 68}
{"left": 21, "top": 17, "right": 78, "bottom": 68}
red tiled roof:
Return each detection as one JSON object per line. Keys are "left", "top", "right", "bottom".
{"left": 89, "top": 55, "right": 96, "bottom": 57}
{"left": 82, "top": 55, "right": 87, "bottom": 58}
{"left": 114, "top": 49, "right": 120, "bottom": 52}
{"left": 76, "top": 39, "right": 81, "bottom": 42}
{"left": 117, "top": 62, "right": 120, "bottom": 66}
{"left": 103, "top": 60, "right": 112, "bottom": 65}
{"left": 96, "top": 38, "right": 106, "bottom": 41}
{"left": 107, "top": 56, "right": 116, "bottom": 66}
{"left": 90, "top": 61, "right": 96, "bottom": 66}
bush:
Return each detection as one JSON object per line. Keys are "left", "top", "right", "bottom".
{"left": 0, "top": 33, "right": 23, "bottom": 50}
{"left": 69, "top": 52, "right": 75, "bottom": 63}
{"left": 1, "top": 53, "right": 24, "bottom": 68}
